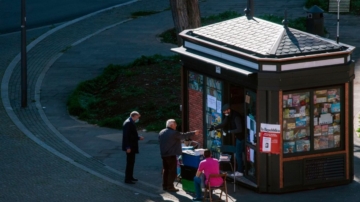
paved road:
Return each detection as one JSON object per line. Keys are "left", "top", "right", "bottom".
{"left": 0, "top": 0, "right": 130, "bottom": 33}
{"left": 0, "top": 0, "right": 359, "bottom": 201}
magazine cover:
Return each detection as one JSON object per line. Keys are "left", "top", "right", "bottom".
{"left": 321, "top": 107, "right": 328, "bottom": 114}
{"left": 292, "top": 95, "right": 300, "bottom": 107}
{"left": 300, "top": 94, "right": 308, "bottom": 106}
{"left": 334, "top": 135, "right": 340, "bottom": 147}
{"left": 315, "top": 89, "right": 327, "bottom": 97}
{"left": 331, "top": 103, "right": 340, "bottom": 113}
{"left": 319, "top": 136, "right": 329, "bottom": 149}
{"left": 299, "top": 106, "right": 306, "bottom": 116}
{"left": 287, "top": 122, "right": 296, "bottom": 129}
{"left": 328, "top": 134, "right": 335, "bottom": 148}
{"left": 321, "top": 125, "right": 329, "bottom": 132}
{"left": 314, "top": 137, "right": 321, "bottom": 150}
{"left": 334, "top": 113, "right": 340, "bottom": 123}
{"left": 327, "top": 89, "right": 338, "bottom": 102}
{"left": 314, "top": 125, "right": 322, "bottom": 136}
{"left": 289, "top": 109, "right": 296, "bottom": 118}
{"left": 295, "top": 117, "right": 307, "bottom": 127}
{"left": 296, "top": 128, "right": 308, "bottom": 139}
{"left": 283, "top": 119, "right": 287, "bottom": 129}
{"left": 283, "top": 95, "right": 288, "bottom": 108}
{"left": 283, "top": 141, "right": 295, "bottom": 154}
{"left": 287, "top": 98, "right": 293, "bottom": 107}
{"left": 314, "top": 107, "right": 320, "bottom": 116}
{"left": 333, "top": 125, "right": 340, "bottom": 134}
{"left": 324, "top": 103, "right": 331, "bottom": 108}
{"left": 314, "top": 116, "right": 319, "bottom": 125}
{"left": 296, "top": 139, "right": 310, "bottom": 152}
{"left": 328, "top": 126, "right": 334, "bottom": 135}
{"left": 283, "top": 108, "right": 289, "bottom": 118}
{"left": 283, "top": 130, "right": 295, "bottom": 140}
{"left": 283, "top": 100, "right": 287, "bottom": 108}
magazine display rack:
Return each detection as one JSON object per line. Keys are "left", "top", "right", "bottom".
{"left": 282, "top": 87, "right": 342, "bottom": 155}
{"left": 282, "top": 92, "right": 310, "bottom": 154}
{"left": 313, "top": 88, "right": 342, "bottom": 150}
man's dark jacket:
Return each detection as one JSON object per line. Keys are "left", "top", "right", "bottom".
{"left": 215, "top": 110, "right": 244, "bottom": 140}
{"left": 159, "top": 127, "right": 194, "bottom": 157}
{"left": 122, "top": 117, "right": 140, "bottom": 153}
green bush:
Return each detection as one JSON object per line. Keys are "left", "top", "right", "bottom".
{"left": 67, "top": 54, "right": 181, "bottom": 131}
{"left": 351, "top": 0, "right": 360, "bottom": 15}
{"left": 158, "top": 28, "right": 177, "bottom": 44}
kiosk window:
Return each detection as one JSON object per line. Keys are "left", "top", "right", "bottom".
{"left": 205, "top": 77, "right": 223, "bottom": 156}
{"left": 313, "top": 88, "right": 341, "bottom": 150}
{"left": 188, "top": 71, "right": 203, "bottom": 92}
{"left": 282, "top": 87, "right": 342, "bottom": 154}
{"left": 282, "top": 92, "right": 310, "bottom": 154}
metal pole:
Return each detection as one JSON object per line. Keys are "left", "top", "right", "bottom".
{"left": 337, "top": 0, "right": 340, "bottom": 44}
{"left": 21, "top": 0, "right": 27, "bottom": 107}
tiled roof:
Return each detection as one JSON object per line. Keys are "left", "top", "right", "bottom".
{"left": 192, "top": 17, "right": 283, "bottom": 55}
{"left": 276, "top": 28, "right": 342, "bottom": 56}
{"left": 189, "top": 16, "right": 343, "bottom": 58}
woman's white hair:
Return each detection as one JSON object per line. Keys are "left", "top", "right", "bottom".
{"left": 166, "top": 119, "right": 176, "bottom": 127}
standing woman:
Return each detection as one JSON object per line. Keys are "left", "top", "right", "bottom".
{"left": 122, "top": 111, "right": 144, "bottom": 184}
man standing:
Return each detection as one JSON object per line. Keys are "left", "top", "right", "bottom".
{"left": 122, "top": 111, "right": 144, "bottom": 184}
{"left": 159, "top": 119, "right": 200, "bottom": 192}
{"left": 193, "top": 149, "right": 223, "bottom": 202}
{"left": 209, "top": 104, "right": 244, "bottom": 177}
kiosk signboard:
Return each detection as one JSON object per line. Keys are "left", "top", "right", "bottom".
{"left": 260, "top": 123, "right": 281, "bottom": 154}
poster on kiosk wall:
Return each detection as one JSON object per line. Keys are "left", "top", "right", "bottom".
{"left": 260, "top": 123, "right": 281, "bottom": 154}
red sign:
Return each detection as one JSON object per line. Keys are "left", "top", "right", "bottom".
{"left": 259, "top": 132, "right": 280, "bottom": 154}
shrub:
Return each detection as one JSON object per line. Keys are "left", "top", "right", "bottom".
{"left": 67, "top": 54, "right": 181, "bottom": 131}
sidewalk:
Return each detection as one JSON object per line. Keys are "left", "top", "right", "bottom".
{"left": 0, "top": 0, "right": 359, "bottom": 201}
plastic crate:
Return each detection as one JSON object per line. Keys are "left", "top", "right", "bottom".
{"left": 182, "top": 152, "right": 203, "bottom": 168}
{"left": 181, "top": 179, "right": 195, "bottom": 193}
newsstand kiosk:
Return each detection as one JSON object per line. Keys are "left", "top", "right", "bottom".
{"left": 172, "top": 12, "right": 355, "bottom": 193}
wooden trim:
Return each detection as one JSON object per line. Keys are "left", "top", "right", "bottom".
{"left": 279, "top": 90, "right": 283, "bottom": 188}
{"left": 283, "top": 150, "right": 346, "bottom": 162}
{"left": 345, "top": 82, "right": 349, "bottom": 179}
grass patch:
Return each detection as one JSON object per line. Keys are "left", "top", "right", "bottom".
{"left": 67, "top": 54, "right": 182, "bottom": 132}
{"left": 158, "top": 28, "right": 177, "bottom": 44}
{"left": 131, "top": 10, "right": 160, "bottom": 18}
{"left": 60, "top": 45, "right": 72, "bottom": 53}
{"left": 352, "top": 0, "right": 360, "bottom": 15}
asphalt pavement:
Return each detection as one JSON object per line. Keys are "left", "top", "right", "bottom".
{"left": 0, "top": 0, "right": 359, "bottom": 201}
